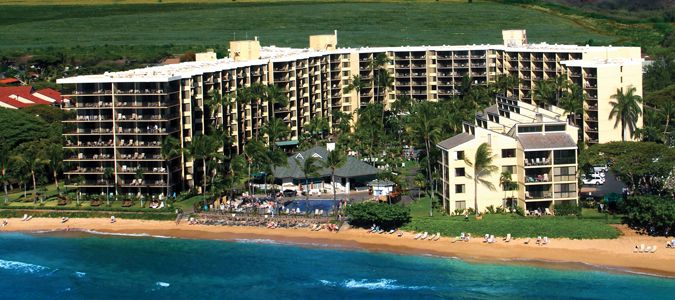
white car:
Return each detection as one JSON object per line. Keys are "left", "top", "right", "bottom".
{"left": 582, "top": 174, "right": 605, "bottom": 185}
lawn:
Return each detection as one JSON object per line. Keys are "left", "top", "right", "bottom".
{"left": 401, "top": 197, "right": 622, "bottom": 239}
{"left": 0, "top": 1, "right": 616, "bottom": 55}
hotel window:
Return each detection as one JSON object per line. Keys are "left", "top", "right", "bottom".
{"left": 455, "top": 168, "right": 465, "bottom": 177}
{"left": 501, "top": 148, "right": 516, "bottom": 158}
{"left": 502, "top": 165, "right": 516, "bottom": 175}
{"left": 455, "top": 201, "right": 466, "bottom": 210}
{"left": 456, "top": 151, "right": 465, "bottom": 160}
{"left": 455, "top": 184, "right": 465, "bottom": 193}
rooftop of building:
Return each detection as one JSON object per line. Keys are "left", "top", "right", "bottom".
{"left": 0, "top": 86, "right": 62, "bottom": 109}
{"left": 56, "top": 40, "right": 640, "bottom": 84}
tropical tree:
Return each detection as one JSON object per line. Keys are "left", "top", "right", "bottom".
{"left": 494, "top": 74, "right": 518, "bottom": 96}
{"left": 406, "top": 101, "right": 442, "bottom": 216}
{"left": 160, "top": 136, "right": 180, "bottom": 197}
{"left": 322, "top": 149, "right": 346, "bottom": 205}
{"left": 134, "top": 168, "right": 144, "bottom": 207}
{"left": 223, "top": 154, "right": 247, "bottom": 207}
{"left": 609, "top": 86, "right": 643, "bottom": 141}
{"left": 534, "top": 79, "right": 555, "bottom": 107}
{"left": 499, "top": 171, "right": 517, "bottom": 210}
{"left": 103, "top": 167, "right": 114, "bottom": 206}
{"left": 46, "top": 143, "right": 63, "bottom": 194}
{"left": 303, "top": 117, "right": 330, "bottom": 142}
{"left": 549, "top": 74, "right": 570, "bottom": 104}
{"left": 464, "top": 143, "right": 498, "bottom": 213}
{"left": 659, "top": 99, "right": 674, "bottom": 136}
{"left": 331, "top": 110, "right": 352, "bottom": 137}
{"left": 295, "top": 156, "right": 321, "bottom": 206}
{"left": 243, "top": 139, "right": 266, "bottom": 195}
{"left": 263, "top": 84, "right": 289, "bottom": 114}
{"left": 0, "top": 139, "right": 10, "bottom": 203}
{"left": 184, "top": 134, "right": 220, "bottom": 203}
{"left": 558, "top": 83, "right": 585, "bottom": 126}
{"left": 13, "top": 141, "right": 48, "bottom": 203}
{"left": 262, "top": 117, "right": 291, "bottom": 149}
{"left": 344, "top": 74, "right": 366, "bottom": 96}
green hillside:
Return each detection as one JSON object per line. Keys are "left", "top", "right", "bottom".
{"left": 0, "top": 1, "right": 615, "bottom": 53}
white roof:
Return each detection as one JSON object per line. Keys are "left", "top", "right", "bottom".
{"left": 56, "top": 42, "right": 638, "bottom": 84}
{"left": 560, "top": 58, "right": 643, "bottom": 68}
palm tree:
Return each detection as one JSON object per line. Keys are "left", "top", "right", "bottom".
{"left": 464, "top": 143, "right": 498, "bottom": 213}
{"left": 609, "top": 86, "right": 643, "bottom": 141}
{"left": 344, "top": 74, "right": 366, "bottom": 98}
{"left": 407, "top": 101, "right": 441, "bottom": 216}
{"left": 103, "top": 167, "right": 114, "bottom": 206}
{"left": 534, "top": 79, "right": 555, "bottom": 108}
{"left": 13, "top": 142, "right": 47, "bottom": 204}
{"left": 459, "top": 75, "right": 474, "bottom": 100}
{"left": 296, "top": 156, "right": 321, "bottom": 208}
{"left": 549, "top": 74, "right": 570, "bottom": 105}
{"left": 206, "top": 90, "right": 224, "bottom": 129}
{"left": 184, "top": 134, "right": 219, "bottom": 203}
{"left": 160, "top": 136, "right": 180, "bottom": 198}
{"left": 499, "top": 171, "right": 516, "bottom": 209}
{"left": 0, "top": 139, "right": 10, "bottom": 204}
{"left": 558, "top": 83, "right": 585, "bottom": 126}
{"left": 264, "top": 84, "right": 289, "bottom": 116}
{"left": 262, "top": 118, "right": 290, "bottom": 149}
{"left": 243, "top": 139, "right": 266, "bottom": 195}
{"left": 46, "top": 143, "right": 63, "bottom": 194}
{"left": 494, "top": 74, "right": 518, "bottom": 96}
{"left": 134, "top": 168, "right": 144, "bottom": 207}
{"left": 659, "top": 99, "right": 674, "bottom": 136}
{"left": 322, "top": 149, "right": 346, "bottom": 205}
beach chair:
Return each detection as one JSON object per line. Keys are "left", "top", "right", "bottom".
{"left": 638, "top": 244, "right": 645, "bottom": 253}
{"left": 644, "top": 246, "right": 652, "bottom": 253}
{"left": 414, "top": 232, "right": 422, "bottom": 240}
{"left": 429, "top": 233, "right": 438, "bottom": 241}
{"left": 434, "top": 233, "right": 441, "bottom": 241}
{"left": 21, "top": 214, "right": 28, "bottom": 221}
{"left": 489, "top": 235, "right": 496, "bottom": 243}
{"left": 524, "top": 237, "right": 531, "bottom": 244}
{"left": 389, "top": 229, "right": 396, "bottom": 234}
{"left": 504, "top": 234, "right": 512, "bottom": 242}
{"left": 650, "top": 246, "right": 657, "bottom": 253}
{"left": 25, "top": 216, "right": 33, "bottom": 221}
{"left": 483, "top": 234, "right": 490, "bottom": 243}
{"left": 420, "top": 232, "right": 428, "bottom": 240}
{"left": 543, "top": 237, "right": 549, "bottom": 245}
{"left": 545, "top": 208, "right": 554, "bottom": 215}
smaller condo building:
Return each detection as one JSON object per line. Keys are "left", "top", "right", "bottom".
{"left": 438, "top": 96, "right": 579, "bottom": 214}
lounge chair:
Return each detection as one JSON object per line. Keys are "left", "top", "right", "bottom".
{"left": 420, "top": 232, "right": 428, "bottom": 240}
{"left": 489, "top": 235, "right": 496, "bottom": 243}
{"left": 414, "top": 232, "right": 422, "bottom": 240}
{"left": 483, "top": 234, "right": 490, "bottom": 243}
{"left": 428, "top": 233, "right": 437, "bottom": 241}
{"left": 434, "top": 233, "right": 441, "bottom": 241}
{"left": 61, "top": 217, "right": 69, "bottom": 223}
{"left": 389, "top": 229, "right": 396, "bottom": 234}
{"left": 21, "top": 214, "right": 28, "bottom": 221}
{"left": 545, "top": 208, "right": 554, "bottom": 216}
{"left": 638, "top": 244, "right": 645, "bottom": 253}
{"left": 504, "top": 233, "right": 512, "bottom": 242}
{"left": 25, "top": 216, "right": 32, "bottom": 221}
{"left": 543, "top": 236, "right": 549, "bottom": 245}
{"left": 644, "top": 246, "right": 652, "bottom": 253}
{"left": 110, "top": 216, "right": 116, "bottom": 223}
{"left": 650, "top": 246, "right": 657, "bottom": 253}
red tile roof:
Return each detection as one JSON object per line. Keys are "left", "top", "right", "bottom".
{"left": 0, "top": 86, "right": 62, "bottom": 109}
{"left": 0, "top": 78, "right": 20, "bottom": 85}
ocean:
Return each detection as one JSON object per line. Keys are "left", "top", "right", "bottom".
{"left": 0, "top": 232, "right": 673, "bottom": 299}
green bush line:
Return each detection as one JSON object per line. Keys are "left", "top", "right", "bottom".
{"left": 0, "top": 205, "right": 175, "bottom": 213}
{"left": 401, "top": 215, "right": 621, "bottom": 239}
{"left": 0, "top": 210, "right": 176, "bottom": 221}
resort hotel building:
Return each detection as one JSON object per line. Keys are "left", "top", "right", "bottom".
{"left": 57, "top": 30, "right": 642, "bottom": 200}
{"left": 438, "top": 96, "right": 580, "bottom": 214}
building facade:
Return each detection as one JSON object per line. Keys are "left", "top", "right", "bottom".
{"left": 57, "top": 30, "right": 641, "bottom": 197}
{"left": 438, "top": 96, "right": 580, "bottom": 214}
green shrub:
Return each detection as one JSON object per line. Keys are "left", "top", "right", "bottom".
{"left": 622, "top": 195, "right": 675, "bottom": 236}
{"left": 346, "top": 202, "right": 411, "bottom": 229}
{"left": 554, "top": 202, "right": 582, "bottom": 217}
{"left": 486, "top": 205, "right": 496, "bottom": 214}
{"left": 514, "top": 205, "right": 525, "bottom": 216}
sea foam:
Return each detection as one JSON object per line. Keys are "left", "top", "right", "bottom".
{"left": 0, "top": 259, "right": 49, "bottom": 274}
{"left": 320, "top": 278, "right": 432, "bottom": 290}
{"left": 79, "top": 229, "right": 173, "bottom": 239}
{"left": 156, "top": 282, "right": 170, "bottom": 287}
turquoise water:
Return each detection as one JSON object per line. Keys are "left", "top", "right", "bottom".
{"left": 1, "top": 232, "right": 673, "bottom": 299}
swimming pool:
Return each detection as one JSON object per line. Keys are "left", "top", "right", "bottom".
{"left": 281, "top": 199, "right": 340, "bottom": 213}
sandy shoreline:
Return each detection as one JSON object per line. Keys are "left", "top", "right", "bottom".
{"left": 2, "top": 217, "right": 674, "bottom": 278}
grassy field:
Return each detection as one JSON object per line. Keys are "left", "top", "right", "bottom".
{"left": 0, "top": 1, "right": 616, "bottom": 54}
{"left": 401, "top": 197, "right": 622, "bottom": 239}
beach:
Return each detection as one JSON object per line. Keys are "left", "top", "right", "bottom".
{"left": 2, "top": 217, "right": 674, "bottom": 277}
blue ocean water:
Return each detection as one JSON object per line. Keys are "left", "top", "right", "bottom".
{"left": 1, "top": 232, "right": 673, "bottom": 299}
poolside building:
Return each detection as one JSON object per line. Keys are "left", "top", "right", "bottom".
{"left": 57, "top": 30, "right": 641, "bottom": 197}
{"left": 273, "top": 145, "right": 379, "bottom": 195}
{"left": 437, "top": 95, "right": 579, "bottom": 214}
